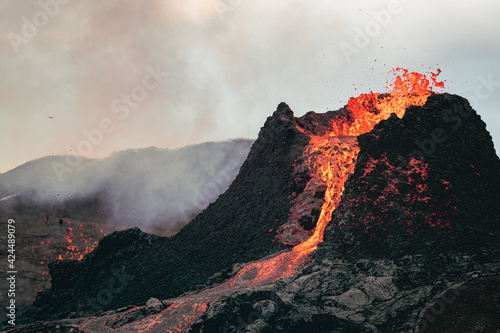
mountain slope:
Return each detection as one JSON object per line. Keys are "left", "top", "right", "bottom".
{"left": 26, "top": 103, "right": 312, "bottom": 323}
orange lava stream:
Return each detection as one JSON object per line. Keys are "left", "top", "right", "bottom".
{"left": 77, "top": 69, "right": 444, "bottom": 332}
{"left": 293, "top": 137, "right": 359, "bottom": 254}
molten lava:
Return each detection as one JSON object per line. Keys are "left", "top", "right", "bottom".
{"left": 331, "top": 68, "right": 444, "bottom": 137}
{"left": 77, "top": 68, "right": 444, "bottom": 332}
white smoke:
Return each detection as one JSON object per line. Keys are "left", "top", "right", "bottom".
{"left": 0, "top": 140, "right": 253, "bottom": 231}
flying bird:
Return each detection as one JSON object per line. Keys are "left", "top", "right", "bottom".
{"left": 48, "top": 116, "right": 54, "bottom": 119}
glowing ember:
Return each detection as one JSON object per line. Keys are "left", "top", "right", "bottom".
{"left": 34, "top": 222, "right": 105, "bottom": 286}
{"left": 77, "top": 69, "right": 444, "bottom": 331}
{"left": 56, "top": 222, "right": 105, "bottom": 260}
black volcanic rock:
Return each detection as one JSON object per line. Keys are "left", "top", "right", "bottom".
{"left": 27, "top": 103, "right": 311, "bottom": 323}
{"left": 317, "top": 93, "right": 500, "bottom": 260}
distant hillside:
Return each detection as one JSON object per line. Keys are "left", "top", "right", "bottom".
{"left": 0, "top": 140, "right": 253, "bottom": 231}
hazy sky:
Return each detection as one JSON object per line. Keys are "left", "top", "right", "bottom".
{"left": 1, "top": 0, "right": 499, "bottom": 173}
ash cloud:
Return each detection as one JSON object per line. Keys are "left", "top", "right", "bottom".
{"left": 0, "top": 140, "right": 253, "bottom": 232}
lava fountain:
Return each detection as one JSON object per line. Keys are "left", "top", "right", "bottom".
{"left": 78, "top": 68, "right": 444, "bottom": 332}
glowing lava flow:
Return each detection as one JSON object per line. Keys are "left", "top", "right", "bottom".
{"left": 77, "top": 69, "right": 444, "bottom": 332}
